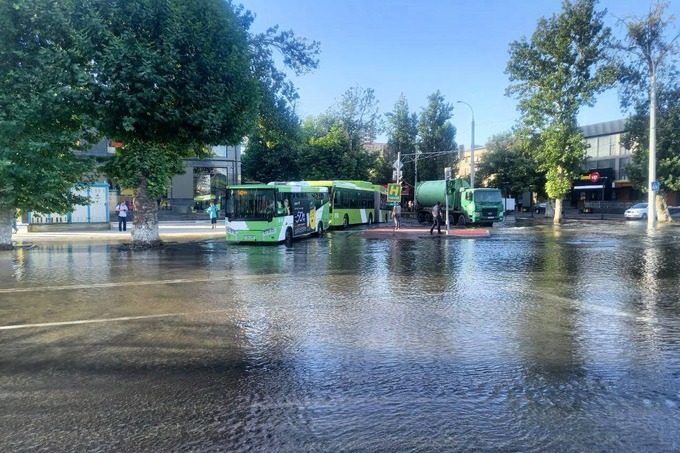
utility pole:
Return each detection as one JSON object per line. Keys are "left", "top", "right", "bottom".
{"left": 457, "top": 101, "right": 475, "bottom": 189}
{"left": 648, "top": 66, "right": 657, "bottom": 229}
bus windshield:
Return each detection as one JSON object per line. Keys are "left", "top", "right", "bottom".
{"left": 474, "top": 190, "right": 502, "bottom": 203}
{"left": 226, "top": 188, "right": 276, "bottom": 219}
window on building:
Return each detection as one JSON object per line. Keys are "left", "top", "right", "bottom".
{"left": 586, "top": 138, "right": 598, "bottom": 158}
{"left": 619, "top": 157, "right": 631, "bottom": 180}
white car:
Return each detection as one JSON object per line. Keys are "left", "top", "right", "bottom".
{"left": 624, "top": 203, "right": 648, "bottom": 220}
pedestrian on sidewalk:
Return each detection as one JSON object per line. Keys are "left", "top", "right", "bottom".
{"left": 116, "top": 201, "right": 128, "bottom": 231}
{"left": 392, "top": 203, "right": 401, "bottom": 230}
{"left": 430, "top": 201, "right": 442, "bottom": 234}
{"left": 206, "top": 201, "right": 218, "bottom": 229}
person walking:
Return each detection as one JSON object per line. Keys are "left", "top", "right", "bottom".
{"left": 206, "top": 201, "right": 218, "bottom": 229}
{"left": 115, "top": 201, "right": 129, "bottom": 232}
{"left": 392, "top": 203, "right": 402, "bottom": 230}
{"left": 430, "top": 201, "right": 442, "bottom": 234}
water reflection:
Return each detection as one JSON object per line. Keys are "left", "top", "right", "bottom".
{"left": 1, "top": 224, "right": 680, "bottom": 451}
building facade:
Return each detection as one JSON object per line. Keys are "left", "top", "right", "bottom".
{"left": 84, "top": 139, "right": 243, "bottom": 218}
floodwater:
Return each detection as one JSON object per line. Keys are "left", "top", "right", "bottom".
{"left": 1, "top": 222, "right": 680, "bottom": 452}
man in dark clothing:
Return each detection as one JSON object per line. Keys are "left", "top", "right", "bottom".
{"left": 430, "top": 201, "right": 442, "bottom": 234}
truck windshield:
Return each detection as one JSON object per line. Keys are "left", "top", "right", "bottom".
{"left": 474, "top": 191, "right": 502, "bottom": 203}
{"left": 225, "top": 188, "right": 276, "bottom": 219}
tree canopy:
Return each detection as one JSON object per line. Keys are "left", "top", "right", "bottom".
{"left": 417, "top": 91, "right": 458, "bottom": 182}
{"left": 0, "top": 0, "right": 97, "bottom": 248}
{"left": 615, "top": 2, "right": 680, "bottom": 223}
{"left": 476, "top": 132, "right": 546, "bottom": 198}
{"left": 506, "top": 0, "right": 616, "bottom": 223}
{"left": 383, "top": 94, "right": 418, "bottom": 186}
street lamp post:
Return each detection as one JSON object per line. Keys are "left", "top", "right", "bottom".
{"left": 457, "top": 101, "right": 475, "bottom": 189}
{"left": 600, "top": 177, "right": 608, "bottom": 220}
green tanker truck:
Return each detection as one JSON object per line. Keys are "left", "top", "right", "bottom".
{"left": 415, "top": 178, "right": 504, "bottom": 227}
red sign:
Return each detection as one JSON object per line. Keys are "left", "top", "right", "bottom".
{"left": 590, "top": 171, "right": 600, "bottom": 183}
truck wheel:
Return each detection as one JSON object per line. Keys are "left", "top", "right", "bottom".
{"left": 285, "top": 228, "right": 293, "bottom": 247}
{"left": 457, "top": 214, "right": 467, "bottom": 227}
{"left": 417, "top": 212, "right": 425, "bottom": 223}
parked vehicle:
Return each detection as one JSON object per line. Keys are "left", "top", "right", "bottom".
{"left": 624, "top": 203, "right": 648, "bottom": 220}
{"left": 535, "top": 202, "right": 547, "bottom": 213}
{"left": 415, "top": 178, "right": 503, "bottom": 227}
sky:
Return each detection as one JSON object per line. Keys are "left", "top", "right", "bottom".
{"left": 238, "top": 0, "right": 679, "bottom": 147}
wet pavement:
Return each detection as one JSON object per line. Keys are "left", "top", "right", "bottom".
{"left": 1, "top": 220, "right": 680, "bottom": 451}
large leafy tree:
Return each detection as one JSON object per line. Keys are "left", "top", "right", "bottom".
{"left": 333, "top": 86, "right": 383, "bottom": 152}
{"left": 417, "top": 90, "right": 458, "bottom": 182}
{"left": 0, "top": 0, "right": 97, "bottom": 249}
{"left": 298, "top": 118, "right": 376, "bottom": 181}
{"left": 476, "top": 132, "right": 546, "bottom": 199}
{"left": 382, "top": 94, "right": 418, "bottom": 186}
{"left": 240, "top": 6, "right": 320, "bottom": 184}
{"left": 87, "top": 0, "right": 259, "bottom": 247}
{"left": 506, "top": 0, "right": 616, "bottom": 224}
{"left": 615, "top": 2, "right": 680, "bottom": 223}
{"left": 622, "top": 85, "right": 680, "bottom": 221}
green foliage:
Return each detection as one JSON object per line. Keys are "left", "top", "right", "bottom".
{"left": 237, "top": 3, "right": 320, "bottom": 184}
{"left": 90, "top": 0, "right": 259, "bottom": 148}
{"left": 615, "top": 2, "right": 680, "bottom": 113}
{"left": 476, "top": 132, "right": 546, "bottom": 196}
{"left": 383, "top": 94, "right": 418, "bottom": 185}
{"left": 79, "top": 0, "right": 262, "bottom": 229}
{"left": 298, "top": 122, "right": 376, "bottom": 181}
{"left": 623, "top": 85, "right": 680, "bottom": 193}
{"left": 0, "top": 0, "right": 97, "bottom": 216}
{"left": 332, "top": 86, "right": 383, "bottom": 152}
{"left": 506, "top": 0, "right": 616, "bottom": 203}
{"left": 417, "top": 91, "right": 458, "bottom": 182}
{"left": 242, "top": 136, "right": 300, "bottom": 183}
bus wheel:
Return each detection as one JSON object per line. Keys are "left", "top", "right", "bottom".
{"left": 343, "top": 214, "right": 349, "bottom": 229}
{"left": 457, "top": 215, "right": 467, "bottom": 227}
{"left": 285, "top": 228, "right": 293, "bottom": 247}
{"left": 316, "top": 222, "right": 324, "bottom": 236}
{"left": 368, "top": 213, "right": 373, "bottom": 225}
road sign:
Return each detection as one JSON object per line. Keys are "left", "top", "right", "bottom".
{"left": 393, "top": 159, "right": 403, "bottom": 170}
{"left": 387, "top": 183, "right": 402, "bottom": 202}
{"left": 651, "top": 181, "right": 659, "bottom": 191}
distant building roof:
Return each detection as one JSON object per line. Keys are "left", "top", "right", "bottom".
{"left": 580, "top": 119, "right": 626, "bottom": 138}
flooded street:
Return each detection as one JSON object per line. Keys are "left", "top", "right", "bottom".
{"left": 1, "top": 222, "right": 680, "bottom": 452}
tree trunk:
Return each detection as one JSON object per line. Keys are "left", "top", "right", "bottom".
{"left": 553, "top": 198, "right": 564, "bottom": 224}
{"left": 656, "top": 192, "right": 671, "bottom": 223}
{"left": 130, "top": 179, "right": 163, "bottom": 248}
{"left": 0, "top": 207, "right": 14, "bottom": 250}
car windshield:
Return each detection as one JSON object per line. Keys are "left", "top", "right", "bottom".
{"left": 630, "top": 203, "right": 648, "bottom": 209}
{"left": 474, "top": 190, "right": 502, "bottom": 203}
{"left": 225, "top": 188, "right": 276, "bottom": 219}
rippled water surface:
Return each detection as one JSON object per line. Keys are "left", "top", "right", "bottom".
{"left": 1, "top": 222, "right": 680, "bottom": 452}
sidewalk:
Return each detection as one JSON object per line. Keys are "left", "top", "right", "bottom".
{"left": 11, "top": 221, "right": 225, "bottom": 243}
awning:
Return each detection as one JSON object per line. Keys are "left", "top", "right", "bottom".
{"left": 573, "top": 185, "right": 603, "bottom": 190}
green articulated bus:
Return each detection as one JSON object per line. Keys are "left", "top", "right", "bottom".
{"left": 304, "top": 180, "right": 391, "bottom": 228}
{"left": 224, "top": 182, "right": 330, "bottom": 246}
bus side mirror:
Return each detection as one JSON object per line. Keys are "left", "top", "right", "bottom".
{"left": 267, "top": 212, "right": 273, "bottom": 222}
